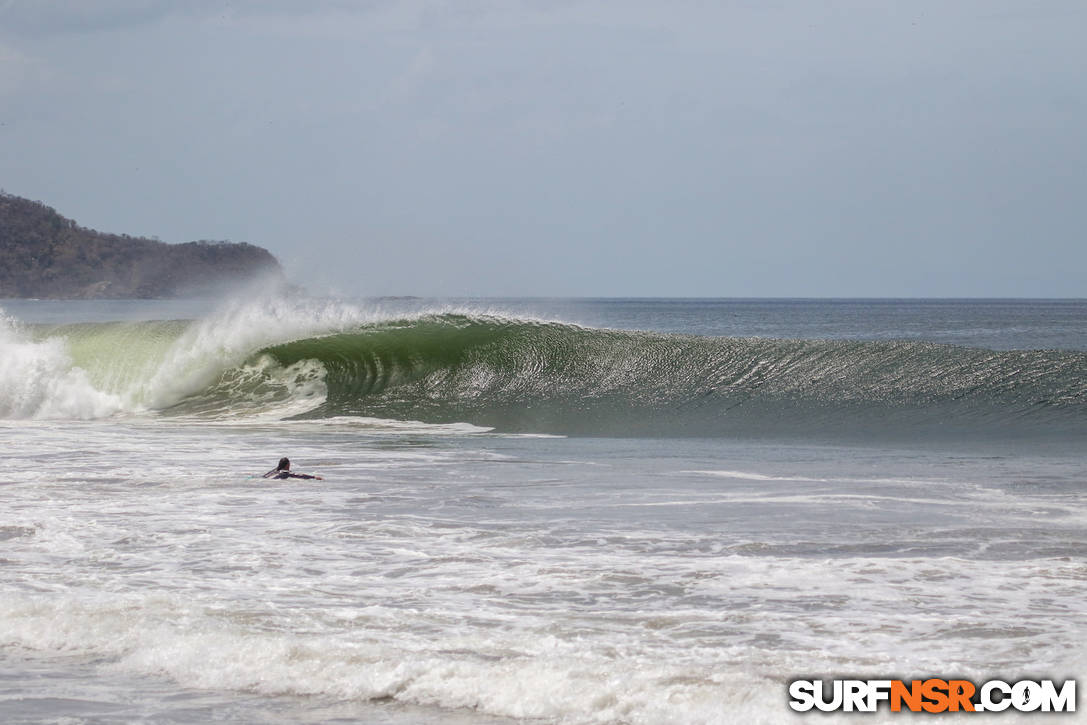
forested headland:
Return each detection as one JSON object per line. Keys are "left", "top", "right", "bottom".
{"left": 0, "top": 192, "right": 283, "bottom": 298}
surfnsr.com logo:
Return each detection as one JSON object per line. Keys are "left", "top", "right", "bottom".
{"left": 788, "top": 679, "right": 1076, "bottom": 713}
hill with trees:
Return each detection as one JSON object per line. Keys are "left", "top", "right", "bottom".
{"left": 0, "top": 192, "right": 283, "bottom": 298}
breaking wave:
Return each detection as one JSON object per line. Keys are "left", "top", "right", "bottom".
{"left": 2, "top": 301, "right": 1084, "bottom": 440}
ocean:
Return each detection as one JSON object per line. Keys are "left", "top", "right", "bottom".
{"left": 1, "top": 296, "right": 1084, "bottom": 724}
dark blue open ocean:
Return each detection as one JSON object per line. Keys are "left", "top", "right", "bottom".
{"left": 1, "top": 297, "right": 1084, "bottom": 723}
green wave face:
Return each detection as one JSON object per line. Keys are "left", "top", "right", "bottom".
{"left": 41, "top": 319, "right": 191, "bottom": 394}
{"left": 249, "top": 314, "right": 1086, "bottom": 439}
{"left": 16, "top": 313, "right": 1086, "bottom": 439}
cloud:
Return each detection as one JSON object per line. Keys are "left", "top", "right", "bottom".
{"left": 0, "top": 0, "right": 387, "bottom": 36}
{"left": 0, "top": 0, "right": 170, "bottom": 34}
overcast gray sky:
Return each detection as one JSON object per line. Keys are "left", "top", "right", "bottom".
{"left": 1, "top": 0, "right": 1084, "bottom": 297}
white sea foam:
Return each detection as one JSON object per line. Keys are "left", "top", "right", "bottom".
{"left": 2, "top": 544, "right": 1081, "bottom": 725}
{"left": 684, "top": 470, "right": 827, "bottom": 483}
{"left": 299, "top": 416, "right": 494, "bottom": 434}
{"left": 0, "top": 311, "right": 123, "bottom": 419}
{"left": 3, "top": 437, "right": 1084, "bottom": 722}
{"left": 0, "top": 591, "right": 793, "bottom": 724}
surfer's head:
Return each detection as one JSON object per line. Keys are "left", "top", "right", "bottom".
{"left": 277, "top": 457, "right": 290, "bottom": 471}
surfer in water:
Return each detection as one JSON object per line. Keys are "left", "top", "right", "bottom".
{"left": 263, "top": 457, "right": 323, "bottom": 480}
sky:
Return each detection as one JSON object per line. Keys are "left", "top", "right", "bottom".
{"left": 0, "top": 0, "right": 1084, "bottom": 297}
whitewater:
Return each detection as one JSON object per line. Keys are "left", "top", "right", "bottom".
{"left": 1, "top": 296, "right": 1085, "bottom": 724}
